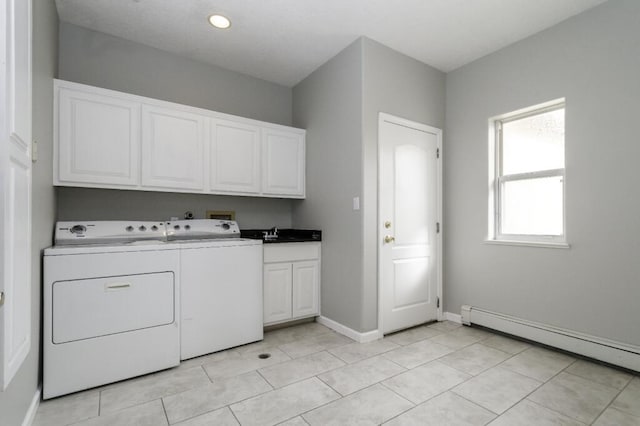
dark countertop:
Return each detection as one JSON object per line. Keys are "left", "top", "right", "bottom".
{"left": 241, "top": 229, "right": 322, "bottom": 243}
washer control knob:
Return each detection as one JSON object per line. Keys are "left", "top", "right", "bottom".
{"left": 174, "top": 225, "right": 180, "bottom": 230}
{"left": 70, "top": 224, "right": 86, "bottom": 234}
{"left": 139, "top": 225, "right": 147, "bottom": 231}
{"left": 185, "top": 224, "right": 191, "bottom": 230}
{"left": 151, "top": 225, "right": 158, "bottom": 231}
{"left": 222, "top": 223, "right": 230, "bottom": 230}
{"left": 126, "top": 226, "right": 134, "bottom": 232}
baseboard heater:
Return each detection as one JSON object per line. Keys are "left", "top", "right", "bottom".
{"left": 461, "top": 305, "right": 640, "bottom": 372}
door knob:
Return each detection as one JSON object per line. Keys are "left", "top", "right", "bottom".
{"left": 384, "top": 235, "right": 395, "bottom": 244}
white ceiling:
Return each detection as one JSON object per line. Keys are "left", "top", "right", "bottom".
{"left": 55, "top": 0, "right": 608, "bottom": 87}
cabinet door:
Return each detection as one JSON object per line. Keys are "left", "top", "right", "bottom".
{"left": 263, "top": 263, "right": 293, "bottom": 324}
{"left": 292, "top": 261, "right": 319, "bottom": 318}
{"left": 141, "top": 105, "right": 206, "bottom": 191}
{"left": 262, "top": 128, "right": 305, "bottom": 197}
{"left": 57, "top": 87, "right": 140, "bottom": 187}
{"left": 210, "top": 119, "right": 261, "bottom": 194}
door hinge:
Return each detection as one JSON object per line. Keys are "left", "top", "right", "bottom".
{"left": 0, "top": 291, "right": 4, "bottom": 307}
{"left": 436, "top": 296, "right": 440, "bottom": 309}
{"left": 436, "top": 148, "right": 440, "bottom": 159}
{"left": 436, "top": 222, "right": 440, "bottom": 233}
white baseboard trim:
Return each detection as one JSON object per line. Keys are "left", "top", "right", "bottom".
{"left": 22, "top": 387, "right": 41, "bottom": 426}
{"left": 317, "top": 316, "right": 382, "bottom": 343}
{"left": 462, "top": 305, "right": 640, "bottom": 372}
{"left": 443, "top": 312, "right": 462, "bottom": 324}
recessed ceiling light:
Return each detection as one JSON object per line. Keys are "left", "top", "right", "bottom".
{"left": 208, "top": 14, "right": 231, "bottom": 29}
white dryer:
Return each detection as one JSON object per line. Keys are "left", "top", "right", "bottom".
{"left": 43, "top": 222, "right": 180, "bottom": 399}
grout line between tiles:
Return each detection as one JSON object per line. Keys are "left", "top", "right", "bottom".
{"left": 255, "top": 368, "right": 275, "bottom": 391}
{"left": 314, "top": 373, "right": 346, "bottom": 397}
{"left": 523, "top": 399, "right": 589, "bottom": 425}
{"left": 509, "top": 359, "right": 607, "bottom": 424}
{"left": 589, "top": 373, "right": 636, "bottom": 423}
{"left": 299, "top": 380, "right": 414, "bottom": 424}
{"left": 200, "top": 364, "right": 214, "bottom": 383}
{"left": 378, "top": 355, "right": 410, "bottom": 372}
{"left": 160, "top": 398, "right": 170, "bottom": 425}
{"left": 228, "top": 405, "right": 243, "bottom": 426}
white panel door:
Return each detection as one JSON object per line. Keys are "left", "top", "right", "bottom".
{"left": 263, "top": 263, "right": 293, "bottom": 324}
{"left": 379, "top": 114, "right": 441, "bottom": 334}
{"left": 0, "top": 0, "right": 32, "bottom": 390}
{"left": 141, "top": 105, "right": 206, "bottom": 190}
{"left": 210, "top": 119, "right": 261, "bottom": 194}
{"left": 292, "top": 261, "right": 319, "bottom": 318}
{"left": 57, "top": 87, "right": 140, "bottom": 187}
{"left": 262, "top": 129, "right": 305, "bottom": 197}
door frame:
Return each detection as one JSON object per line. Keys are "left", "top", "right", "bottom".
{"left": 377, "top": 113, "right": 443, "bottom": 336}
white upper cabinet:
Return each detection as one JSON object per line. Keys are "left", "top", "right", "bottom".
{"left": 141, "top": 105, "right": 206, "bottom": 191}
{"left": 263, "top": 128, "right": 305, "bottom": 197}
{"left": 57, "top": 87, "right": 140, "bottom": 187}
{"left": 54, "top": 80, "right": 305, "bottom": 198}
{"left": 210, "top": 119, "right": 261, "bottom": 194}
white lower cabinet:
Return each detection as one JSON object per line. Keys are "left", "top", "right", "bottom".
{"left": 292, "top": 261, "right": 319, "bottom": 318}
{"left": 263, "top": 243, "right": 320, "bottom": 325}
{"left": 263, "top": 263, "right": 293, "bottom": 324}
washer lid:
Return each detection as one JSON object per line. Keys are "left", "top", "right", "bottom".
{"left": 54, "top": 221, "right": 167, "bottom": 245}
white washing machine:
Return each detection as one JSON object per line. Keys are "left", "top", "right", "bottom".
{"left": 43, "top": 221, "right": 181, "bottom": 399}
{"left": 167, "top": 219, "right": 263, "bottom": 360}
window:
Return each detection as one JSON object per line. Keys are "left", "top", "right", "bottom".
{"left": 489, "top": 100, "right": 566, "bottom": 246}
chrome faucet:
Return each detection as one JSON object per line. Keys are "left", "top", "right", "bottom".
{"left": 263, "top": 227, "right": 279, "bottom": 240}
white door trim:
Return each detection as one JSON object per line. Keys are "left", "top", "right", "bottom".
{"left": 377, "top": 113, "right": 443, "bottom": 336}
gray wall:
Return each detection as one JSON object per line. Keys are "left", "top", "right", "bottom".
{"left": 360, "top": 38, "right": 445, "bottom": 331}
{"left": 57, "top": 22, "right": 294, "bottom": 227}
{"left": 59, "top": 22, "right": 292, "bottom": 126}
{"left": 444, "top": 0, "right": 640, "bottom": 346}
{"left": 57, "top": 187, "right": 292, "bottom": 229}
{"left": 292, "top": 39, "right": 365, "bottom": 331}
{"left": 292, "top": 38, "right": 445, "bottom": 332}
{"left": 0, "top": 1, "right": 58, "bottom": 425}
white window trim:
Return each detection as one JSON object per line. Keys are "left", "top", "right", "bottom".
{"left": 488, "top": 99, "right": 569, "bottom": 248}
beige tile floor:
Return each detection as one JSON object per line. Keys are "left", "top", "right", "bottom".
{"left": 33, "top": 321, "right": 640, "bottom": 426}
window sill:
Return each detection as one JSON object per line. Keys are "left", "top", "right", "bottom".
{"left": 484, "top": 239, "right": 570, "bottom": 249}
